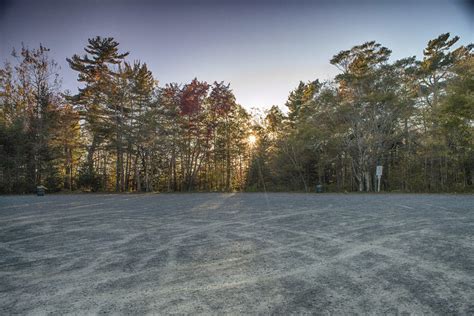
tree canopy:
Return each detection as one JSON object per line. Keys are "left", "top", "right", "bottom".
{"left": 1, "top": 33, "right": 472, "bottom": 193}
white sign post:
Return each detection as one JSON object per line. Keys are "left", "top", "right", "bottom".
{"left": 376, "top": 166, "right": 383, "bottom": 192}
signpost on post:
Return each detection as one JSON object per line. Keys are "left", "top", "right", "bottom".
{"left": 376, "top": 166, "right": 383, "bottom": 192}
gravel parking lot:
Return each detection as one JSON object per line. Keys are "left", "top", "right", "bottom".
{"left": 0, "top": 193, "right": 473, "bottom": 314}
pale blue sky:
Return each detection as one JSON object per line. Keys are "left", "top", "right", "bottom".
{"left": 0, "top": 0, "right": 472, "bottom": 110}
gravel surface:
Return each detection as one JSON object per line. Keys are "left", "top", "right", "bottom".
{"left": 0, "top": 193, "right": 473, "bottom": 314}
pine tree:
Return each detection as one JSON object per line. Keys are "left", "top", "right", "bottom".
{"left": 67, "top": 36, "right": 129, "bottom": 190}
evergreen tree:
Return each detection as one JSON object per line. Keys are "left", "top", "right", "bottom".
{"left": 67, "top": 36, "right": 129, "bottom": 190}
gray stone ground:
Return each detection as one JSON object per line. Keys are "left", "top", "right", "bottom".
{"left": 0, "top": 193, "right": 473, "bottom": 315}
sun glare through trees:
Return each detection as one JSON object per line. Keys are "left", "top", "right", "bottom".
{"left": 0, "top": 33, "right": 472, "bottom": 194}
{"left": 248, "top": 134, "right": 257, "bottom": 145}
{"left": 1, "top": 1, "right": 473, "bottom": 315}
{"left": 0, "top": 0, "right": 472, "bottom": 194}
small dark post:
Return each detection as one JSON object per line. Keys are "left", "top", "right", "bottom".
{"left": 36, "top": 185, "right": 47, "bottom": 196}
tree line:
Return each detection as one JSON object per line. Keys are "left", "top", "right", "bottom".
{"left": 0, "top": 33, "right": 472, "bottom": 193}
{"left": 248, "top": 33, "right": 473, "bottom": 192}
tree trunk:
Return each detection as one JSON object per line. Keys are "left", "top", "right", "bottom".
{"left": 87, "top": 135, "right": 97, "bottom": 176}
{"left": 102, "top": 152, "right": 107, "bottom": 191}
{"left": 135, "top": 154, "right": 141, "bottom": 192}
{"left": 115, "top": 147, "right": 121, "bottom": 192}
{"left": 125, "top": 150, "right": 131, "bottom": 191}
{"left": 144, "top": 152, "right": 150, "bottom": 192}
{"left": 226, "top": 142, "right": 231, "bottom": 191}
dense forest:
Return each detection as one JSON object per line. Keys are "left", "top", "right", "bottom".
{"left": 0, "top": 33, "right": 472, "bottom": 193}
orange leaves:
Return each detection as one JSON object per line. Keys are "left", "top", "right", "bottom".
{"left": 180, "top": 78, "right": 209, "bottom": 116}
